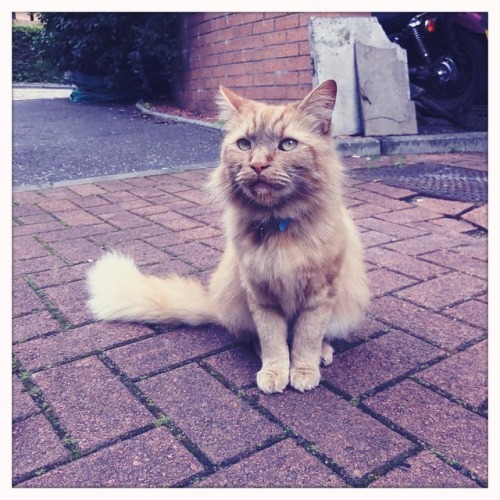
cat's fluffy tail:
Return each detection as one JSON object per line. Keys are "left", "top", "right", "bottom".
{"left": 87, "top": 252, "right": 218, "bottom": 325}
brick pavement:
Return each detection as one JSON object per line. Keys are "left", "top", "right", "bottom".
{"left": 12, "top": 153, "right": 487, "bottom": 488}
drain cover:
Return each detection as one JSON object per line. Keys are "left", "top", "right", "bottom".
{"left": 352, "top": 163, "right": 487, "bottom": 203}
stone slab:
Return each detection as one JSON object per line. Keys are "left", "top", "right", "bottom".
{"left": 355, "top": 42, "right": 417, "bottom": 136}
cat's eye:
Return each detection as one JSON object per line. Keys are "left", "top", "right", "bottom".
{"left": 279, "top": 138, "right": 298, "bottom": 151}
{"left": 237, "top": 138, "right": 251, "bottom": 151}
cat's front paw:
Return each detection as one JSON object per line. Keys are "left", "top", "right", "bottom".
{"left": 256, "top": 366, "right": 289, "bottom": 394}
{"left": 290, "top": 366, "right": 321, "bottom": 392}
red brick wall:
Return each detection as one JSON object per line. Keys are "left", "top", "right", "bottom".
{"left": 176, "top": 12, "right": 369, "bottom": 114}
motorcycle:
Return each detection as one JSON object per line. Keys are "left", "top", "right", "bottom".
{"left": 373, "top": 12, "right": 488, "bottom": 124}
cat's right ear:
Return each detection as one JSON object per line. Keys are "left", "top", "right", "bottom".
{"left": 217, "top": 86, "right": 245, "bottom": 121}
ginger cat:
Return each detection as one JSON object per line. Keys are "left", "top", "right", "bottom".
{"left": 87, "top": 80, "right": 370, "bottom": 394}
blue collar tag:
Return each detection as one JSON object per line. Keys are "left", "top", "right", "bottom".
{"left": 278, "top": 217, "right": 291, "bottom": 232}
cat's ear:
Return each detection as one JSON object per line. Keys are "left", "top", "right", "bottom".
{"left": 217, "top": 86, "right": 245, "bottom": 121}
{"left": 297, "top": 80, "right": 337, "bottom": 135}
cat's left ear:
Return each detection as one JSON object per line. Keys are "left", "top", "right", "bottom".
{"left": 298, "top": 80, "right": 337, "bottom": 135}
{"left": 217, "top": 86, "right": 245, "bottom": 121}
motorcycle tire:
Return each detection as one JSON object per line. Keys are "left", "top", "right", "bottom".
{"left": 422, "top": 26, "right": 487, "bottom": 115}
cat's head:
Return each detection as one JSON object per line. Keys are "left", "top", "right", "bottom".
{"left": 214, "top": 80, "right": 338, "bottom": 211}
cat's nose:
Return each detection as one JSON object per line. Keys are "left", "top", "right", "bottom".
{"left": 249, "top": 162, "right": 270, "bottom": 174}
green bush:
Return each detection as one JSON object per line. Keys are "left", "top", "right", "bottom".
{"left": 12, "top": 24, "right": 65, "bottom": 83}
{"left": 38, "top": 13, "right": 181, "bottom": 101}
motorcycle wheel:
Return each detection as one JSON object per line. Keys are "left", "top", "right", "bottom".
{"left": 423, "top": 26, "right": 487, "bottom": 115}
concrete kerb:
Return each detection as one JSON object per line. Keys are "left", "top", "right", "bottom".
{"left": 136, "top": 102, "right": 487, "bottom": 157}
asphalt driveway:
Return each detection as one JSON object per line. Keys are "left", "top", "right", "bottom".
{"left": 13, "top": 98, "right": 221, "bottom": 188}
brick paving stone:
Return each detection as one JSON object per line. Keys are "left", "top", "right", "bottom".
{"left": 198, "top": 235, "right": 226, "bottom": 252}
{"left": 369, "top": 450, "right": 478, "bottom": 487}
{"left": 353, "top": 182, "right": 416, "bottom": 199}
{"left": 349, "top": 202, "right": 392, "bottom": 220}
{"left": 38, "top": 187, "right": 78, "bottom": 200}
{"left": 13, "top": 413, "right": 70, "bottom": 479}
{"left": 126, "top": 186, "right": 171, "bottom": 199}
{"left": 54, "top": 209, "right": 103, "bottom": 227}
{"left": 375, "top": 206, "right": 442, "bottom": 224}
{"left": 410, "top": 197, "right": 474, "bottom": 216}
{"left": 13, "top": 191, "right": 47, "bottom": 204}
{"left": 442, "top": 299, "right": 488, "bottom": 330}
{"left": 196, "top": 438, "right": 345, "bottom": 487}
{"left": 89, "top": 224, "right": 169, "bottom": 248}
{"left": 455, "top": 239, "right": 488, "bottom": 262}
{"left": 28, "top": 262, "right": 92, "bottom": 289}
{"left": 372, "top": 296, "right": 483, "bottom": 350}
{"left": 37, "top": 199, "right": 81, "bottom": 213}
{"left": 14, "top": 322, "right": 153, "bottom": 372}
{"left": 32, "top": 357, "right": 153, "bottom": 452}
{"left": 383, "top": 232, "right": 473, "bottom": 256}
{"left": 418, "top": 217, "right": 477, "bottom": 234}
{"left": 173, "top": 189, "right": 209, "bottom": 205}
{"left": 13, "top": 254, "right": 68, "bottom": 277}
{"left": 255, "top": 385, "right": 413, "bottom": 480}
{"left": 365, "top": 380, "right": 487, "bottom": 480}
{"left": 394, "top": 271, "right": 486, "bottom": 311}
{"left": 461, "top": 205, "right": 487, "bottom": 229}
{"left": 16, "top": 213, "right": 58, "bottom": 225}
{"left": 138, "top": 364, "right": 281, "bottom": 464}
{"left": 144, "top": 225, "right": 221, "bottom": 249}
{"left": 359, "top": 229, "right": 399, "bottom": 249}
{"left": 13, "top": 277, "right": 45, "bottom": 317}
{"left": 38, "top": 223, "right": 115, "bottom": 243}
{"left": 165, "top": 242, "right": 222, "bottom": 271}
{"left": 191, "top": 211, "right": 223, "bottom": 228}
{"left": 109, "top": 239, "right": 170, "bottom": 266}
{"left": 95, "top": 179, "right": 135, "bottom": 192}
{"left": 365, "top": 246, "right": 447, "bottom": 280}
{"left": 323, "top": 330, "right": 443, "bottom": 396}
{"left": 175, "top": 203, "right": 222, "bottom": 218}
{"left": 142, "top": 258, "right": 198, "bottom": 276}
{"left": 148, "top": 212, "right": 205, "bottom": 231}
{"left": 45, "top": 238, "right": 104, "bottom": 265}
{"left": 13, "top": 235, "right": 51, "bottom": 260}
{"left": 346, "top": 316, "right": 390, "bottom": 343}
{"left": 13, "top": 376, "right": 40, "bottom": 420}
{"left": 71, "top": 195, "right": 111, "bottom": 209}
{"left": 13, "top": 203, "right": 47, "bottom": 218}
{"left": 107, "top": 325, "right": 234, "bottom": 379}
{"left": 368, "top": 268, "right": 418, "bottom": 297}
{"left": 42, "top": 280, "right": 94, "bottom": 325}
{"left": 98, "top": 210, "right": 150, "bottom": 230}
{"left": 121, "top": 176, "right": 156, "bottom": 187}
{"left": 203, "top": 344, "right": 261, "bottom": 388}
{"left": 67, "top": 184, "right": 108, "bottom": 196}
{"left": 99, "top": 190, "right": 143, "bottom": 204}
{"left": 13, "top": 310, "right": 61, "bottom": 343}
{"left": 420, "top": 248, "right": 487, "bottom": 280}
{"left": 357, "top": 217, "right": 426, "bottom": 239}
{"left": 349, "top": 190, "right": 411, "bottom": 211}
{"left": 14, "top": 220, "right": 66, "bottom": 236}
{"left": 20, "top": 427, "right": 204, "bottom": 488}
{"left": 417, "top": 340, "right": 487, "bottom": 408}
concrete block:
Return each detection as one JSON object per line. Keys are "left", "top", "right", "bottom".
{"left": 309, "top": 17, "right": 416, "bottom": 136}
{"left": 355, "top": 42, "right": 417, "bottom": 136}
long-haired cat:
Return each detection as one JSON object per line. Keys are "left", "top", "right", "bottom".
{"left": 87, "top": 80, "right": 370, "bottom": 393}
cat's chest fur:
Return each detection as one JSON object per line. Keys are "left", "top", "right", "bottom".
{"left": 235, "top": 224, "right": 337, "bottom": 319}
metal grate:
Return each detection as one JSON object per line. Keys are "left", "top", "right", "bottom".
{"left": 351, "top": 163, "right": 487, "bottom": 203}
